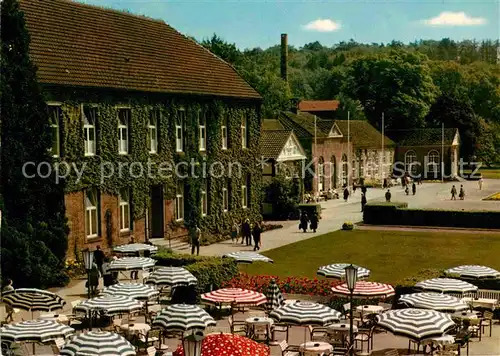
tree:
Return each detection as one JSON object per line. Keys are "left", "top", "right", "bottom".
{"left": 263, "top": 175, "right": 300, "bottom": 220}
{"left": 201, "top": 33, "right": 242, "bottom": 65}
{"left": 1, "top": 0, "right": 69, "bottom": 287}
{"left": 345, "top": 50, "right": 437, "bottom": 130}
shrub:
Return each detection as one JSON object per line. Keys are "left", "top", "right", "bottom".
{"left": 342, "top": 221, "right": 354, "bottom": 230}
{"left": 152, "top": 250, "right": 239, "bottom": 296}
{"left": 363, "top": 203, "right": 500, "bottom": 229}
{"left": 298, "top": 203, "right": 322, "bottom": 219}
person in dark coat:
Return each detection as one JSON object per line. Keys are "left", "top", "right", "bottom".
{"left": 361, "top": 193, "right": 367, "bottom": 212}
{"left": 361, "top": 185, "right": 367, "bottom": 195}
{"left": 405, "top": 186, "right": 409, "bottom": 195}
{"left": 451, "top": 185, "right": 457, "bottom": 200}
{"left": 385, "top": 189, "right": 392, "bottom": 202}
{"left": 343, "top": 187, "right": 349, "bottom": 202}
{"left": 252, "top": 222, "right": 262, "bottom": 251}
{"left": 242, "top": 219, "right": 251, "bottom": 246}
{"left": 89, "top": 262, "right": 100, "bottom": 295}
{"left": 459, "top": 185, "right": 465, "bottom": 200}
{"left": 309, "top": 213, "right": 318, "bottom": 233}
{"left": 300, "top": 212, "right": 309, "bottom": 233}
{"left": 412, "top": 182, "right": 416, "bottom": 195}
{"left": 102, "top": 257, "right": 113, "bottom": 287}
{"left": 93, "top": 245, "right": 105, "bottom": 276}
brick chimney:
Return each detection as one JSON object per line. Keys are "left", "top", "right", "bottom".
{"left": 280, "top": 33, "right": 288, "bottom": 82}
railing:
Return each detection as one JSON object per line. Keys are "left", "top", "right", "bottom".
{"left": 477, "top": 289, "right": 500, "bottom": 301}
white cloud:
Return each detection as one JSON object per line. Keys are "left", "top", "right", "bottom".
{"left": 303, "top": 19, "right": 341, "bottom": 32}
{"left": 422, "top": 11, "right": 487, "bottom": 26}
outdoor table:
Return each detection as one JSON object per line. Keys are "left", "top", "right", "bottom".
{"left": 452, "top": 311, "right": 478, "bottom": 321}
{"left": 284, "top": 299, "right": 299, "bottom": 305}
{"left": 327, "top": 323, "right": 358, "bottom": 333}
{"left": 462, "top": 297, "right": 498, "bottom": 310}
{"left": 422, "top": 335, "right": 455, "bottom": 354}
{"left": 245, "top": 316, "right": 273, "bottom": 339}
{"left": 38, "top": 313, "right": 69, "bottom": 325}
{"left": 120, "top": 322, "right": 151, "bottom": 336}
{"left": 356, "top": 305, "right": 384, "bottom": 314}
{"left": 299, "top": 341, "right": 333, "bottom": 355}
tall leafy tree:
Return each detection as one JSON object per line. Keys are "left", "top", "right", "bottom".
{"left": 345, "top": 50, "right": 437, "bottom": 130}
{"left": 1, "top": 0, "right": 68, "bottom": 287}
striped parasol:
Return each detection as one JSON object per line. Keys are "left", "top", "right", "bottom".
{"left": 60, "top": 331, "right": 136, "bottom": 356}
{"left": 107, "top": 257, "right": 156, "bottom": 271}
{"left": 265, "top": 279, "right": 284, "bottom": 311}
{"left": 101, "top": 283, "right": 159, "bottom": 301}
{"left": 376, "top": 308, "right": 455, "bottom": 341}
{"left": 399, "top": 293, "right": 469, "bottom": 312}
{"left": 331, "top": 281, "right": 395, "bottom": 299}
{"left": 269, "top": 301, "right": 342, "bottom": 325}
{"left": 1, "top": 288, "right": 66, "bottom": 314}
{"left": 0, "top": 320, "right": 74, "bottom": 343}
{"left": 414, "top": 278, "right": 478, "bottom": 294}
{"left": 113, "top": 243, "right": 158, "bottom": 255}
{"left": 144, "top": 267, "right": 197, "bottom": 288}
{"left": 317, "top": 263, "right": 371, "bottom": 279}
{"left": 74, "top": 295, "right": 143, "bottom": 316}
{"left": 152, "top": 304, "right": 216, "bottom": 332}
{"left": 223, "top": 252, "right": 273, "bottom": 264}
{"left": 201, "top": 288, "right": 267, "bottom": 306}
{"left": 444, "top": 265, "right": 500, "bottom": 280}
{"left": 173, "top": 333, "right": 270, "bottom": 356}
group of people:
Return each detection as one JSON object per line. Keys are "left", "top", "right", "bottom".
{"left": 299, "top": 210, "right": 319, "bottom": 233}
{"left": 230, "top": 219, "right": 263, "bottom": 251}
{"left": 88, "top": 245, "right": 120, "bottom": 295}
{"left": 451, "top": 185, "right": 466, "bottom": 200}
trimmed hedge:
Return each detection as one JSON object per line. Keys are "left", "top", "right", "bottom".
{"left": 298, "top": 203, "right": 322, "bottom": 218}
{"left": 152, "top": 250, "right": 239, "bottom": 296}
{"left": 363, "top": 203, "right": 500, "bottom": 229}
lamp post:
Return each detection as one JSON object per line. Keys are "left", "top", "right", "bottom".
{"left": 345, "top": 264, "right": 358, "bottom": 356}
{"left": 82, "top": 248, "right": 94, "bottom": 299}
{"left": 182, "top": 330, "right": 204, "bottom": 356}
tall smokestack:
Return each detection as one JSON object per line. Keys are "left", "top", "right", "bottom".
{"left": 280, "top": 33, "right": 288, "bottom": 82}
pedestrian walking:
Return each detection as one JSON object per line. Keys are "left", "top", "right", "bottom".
{"left": 405, "top": 186, "right": 409, "bottom": 195}
{"left": 231, "top": 222, "right": 239, "bottom": 243}
{"left": 385, "top": 189, "right": 392, "bottom": 202}
{"left": 361, "top": 193, "right": 367, "bottom": 212}
{"left": 300, "top": 211, "right": 309, "bottom": 233}
{"left": 252, "top": 222, "right": 262, "bottom": 251}
{"left": 89, "top": 262, "right": 100, "bottom": 295}
{"left": 459, "top": 185, "right": 465, "bottom": 200}
{"left": 2, "top": 279, "right": 15, "bottom": 323}
{"left": 478, "top": 177, "right": 483, "bottom": 190}
{"left": 352, "top": 182, "right": 357, "bottom": 194}
{"left": 93, "top": 245, "right": 105, "bottom": 276}
{"left": 102, "top": 257, "right": 113, "bottom": 287}
{"left": 343, "top": 187, "right": 350, "bottom": 202}
{"left": 361, "top": 185, "right": 367, "bottom": 195}
{"left": 190, "top": 225, "right": 201, "bottom": 256}
{"left": 451, "top": 185, "right": 457, "bottom": 200}
{"left": 412, "top": 182, "right": 416, "bottom": 195}
{"left": 128, "top": 237, "right": 139, "bottom": 280}
{"left": 241, "top": 219, "right": 251, "bottom": 246}
{"left": 309, "top": 212, "right": 318, "bottom": 233}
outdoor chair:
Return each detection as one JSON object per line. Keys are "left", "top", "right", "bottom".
{"left": 251, "top": 324, "right": 272, "bottom": 344}
{"left": 468, "top": 319, "right": 481, "bottom": 341}
{"left": 271, "top": 323, "right": 289, "bottom": 343}
{"left": 354, "top": 326, "right": 374, "bottom": 354}
{"left": 480, "top": 310, "right": 493, "bottom": 337}
{"left": 277, "top": 339, "right": 300, "bottom": 356}
{"left": 228, "top": 315, "right": 247, "bottom": 335}
{"left": 133, "top": 330, "right": 159, "bottom": 353}
{"left": 308, "top": 325, "right": 328, "bottom": 341}
{"left": 326, "top": 344, "right": 354, "bottom": 356}
{"left": 248, "top": 310, "right": 266, "bottom": 318}
{"left": 328, "top": 330, "right": 345, "bottom": 348}
{"left": 146, "top": 346, "right": 156, "bottom": 356}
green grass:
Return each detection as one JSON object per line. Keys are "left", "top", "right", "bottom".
{"left": 241, "top": 230, "right": 500, "bottom": 285}
{"left": 480, "top": 169, "right": 500, "bottom": 179}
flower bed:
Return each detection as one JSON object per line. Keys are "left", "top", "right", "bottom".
{"left": 222, "top": 273, "right": 343, "bottom": 296}
{"left": 483, "top": 192, "right": 500, "bottom": 201}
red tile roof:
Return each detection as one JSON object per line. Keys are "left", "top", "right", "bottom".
{"left": 19, "top": 0, "right": 260, "bottom": 99}
{"left": 298, "top": 100, "right": 340, "bottom": 112}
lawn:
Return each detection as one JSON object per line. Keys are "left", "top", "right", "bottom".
{"left": 241, "top": 230, "right": 500, "bottom": 285}
{"left": 481, "top": 169, "right": 500, "bottom": 179}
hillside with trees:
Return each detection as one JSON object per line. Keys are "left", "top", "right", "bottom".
{"left": 201, "top": 35, "right": 500, "bottom": 165}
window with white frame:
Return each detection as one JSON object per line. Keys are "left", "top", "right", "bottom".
{"left": 82, "top": 105, "right": 97, "bottom": 156}
{"left": 199, "top": 110, "right": 206, "bottom": 151}
{"left": 222, "top": 181, "right": 229, "bottom": 212}
{"left": 427, "top": 150, "right": 440, "bottom": 173}
{"left": 85, "top": 188, "right": 99, "bottom": 238}
{"left": 175, "top": 182, "right": 184, "bottom": 220}
{"left": 404, "top": 150, "right": 418, "bottom": 174}
{"left": 318, "top": 157, "right": 325, "bottom": 191}
{"left": 201, "top": 183, "right": 208, "bottom": 216}
{"left": 148, "top": 110, "right": 159, "bottom": 154}
{"left": 119, "top": 188, "right": 131, "bottom": 231}
{"left": 241, "top": 115, "right": 247, "bottom": 148}
{"left": 118, "top": 108, "right": 130, "bottom": 155}
{"left": 241, "top": 183, "right": 248, "bottom": 209}
{"left": 176, "top": 109, "right": 185, "bottom": 152}
{"left": 48, "top": 105, "right": 61, "bottom": 157}
{"left": 221, "top": 117, "right": 228, "bottom": 150}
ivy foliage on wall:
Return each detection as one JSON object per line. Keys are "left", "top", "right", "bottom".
{"left": 46, "top": 87, "right": 262, "bottom": 236}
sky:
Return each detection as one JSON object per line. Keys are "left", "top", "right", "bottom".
{"left": 78, "top": 0, "right": 499, "bottom": 50}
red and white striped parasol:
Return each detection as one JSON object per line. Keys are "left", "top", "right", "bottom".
{"left": 201, "top": 288, "right": 266, "bottom": 306}
{"left": 331, "top": 281, "right": 395, "bottom": 299}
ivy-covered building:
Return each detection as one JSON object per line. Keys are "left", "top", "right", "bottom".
{"left": 20, "top": 0, "right": 262, "bottom": 258}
